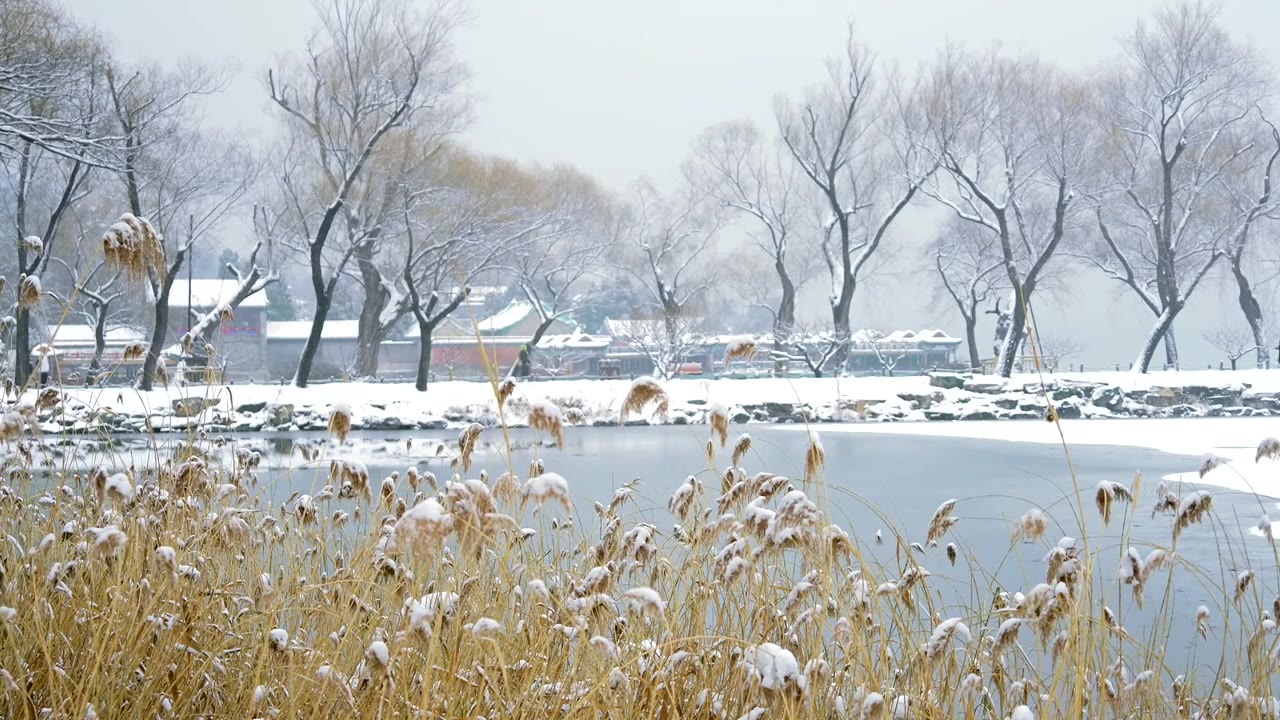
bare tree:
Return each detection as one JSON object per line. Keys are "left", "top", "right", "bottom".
{"left": 861, "top": 329, "right": 908, "bottom": 376}
{"left": 0, "top": 0, "right": 118, "bottom": 167}
{"left": 613, "top": 314, "right": 706, "bottom": 381}
{"left": 102, "top": 57, "right": 249, "bottom": 390}
{"left": 0, "top": 2, "right": 107, "bottom": 388}
{"left": 775, "top": 27, "right": 933, "bottom": 372}
{"left": 690, "top": 121, "right": 820, "bottom": 360}
{"left": 5, "top": 127, "right": 93, "bottom": 387}
{"left": 789, "top": 323, "right": 843, "bottom": 379}
{"left": 1034, "top": 334, "right": 1083, "bottom": 373}
{"left": 180, "top": 207, "right": 280, "bottom": 367}
{"left": 1089, "top": 2, "right": 1269, "bottom": 373}
{"left": 1204, "top": 326, "right": 1255, "bottom": 370}
{"left": 536, "top": 340, "right": 596, "bottom": 378}
{"left": 923, "top": 48, "right": 1097, "bottom": 377}
{"left": 402, "top": 151, "right": 554, "bottom": 391}
{"left": 929, "top": 217, "right": 1005, "bottom": 370}
{"left": 51, "top": 207, "right": 130, "bottom": 380}
{"left": 506, "top": 165, "right": 612, "bottom": 359}
{"left": 267, "top": 0, "right": 466, "bottom": 388}
{"left": 1221, "top": 118, "right": 1280, "bottom": 369}
{"left": 620, "top": 179, "right": 721, "bottom": 360}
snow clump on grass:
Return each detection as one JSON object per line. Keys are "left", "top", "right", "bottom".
{"left": 620, "top": 376, "right": 668, "bottom": 420}
{"left": 388, "top": 498, "right": 453, "bottom": 554}
{"left": 520, "top": 471, "right": 572, "bottom": 513}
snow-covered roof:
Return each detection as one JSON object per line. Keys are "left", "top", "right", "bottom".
{"left": 541, "top": 330, "right": 611, "bottom": 350}
{"left": 166, "top": 279, "right": 267, "bottom": 309}
{"left": 837, "top": 329, "right": 962, "bottom": 347}
{"left": 266, "top": 320, "right": 361, "bottom": 341}
{"left": 703, "top": 334, "right": 766, "bottom": 346}
{"left": 47, "top": 325, "right": 146, "bottom": 347}
{"left": 602, "top": 317, "right": 706, "bottom": 339}
{"left": 474, "top": 300, "right": 533, "bottom": 332}
{"left": 916, "top": 329, "right": 962, "bottom": 345}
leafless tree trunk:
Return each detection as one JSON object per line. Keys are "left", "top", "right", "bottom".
{"left": 690, "top": 122, "right": 819, "bottom": 367}
{"left": 619, "top": 180, "right": 721, "bottom": 373}
{"left": 511, "top": 166, "right": 612, "bottom": 363}
{"left": 930, "top": 218, "right": 1005, "bottom": 371}
{"left": 353, "top": 235, "right": 390, "bottom": 377}
{"left": 10, "top": 139, "right": 88, "bottom": 387}
{"left": 1089, "top": 2, "right": 1269, "bottom": 373}
{"left": 776, "top": 27, "right": 932, "bottom": 372}
{"left": 1230, "top": 252, "right": 1268, "bottom": 369}
{"left": 1223, "top": 119, "right": 1280, "bottom": 370}
{"left": 268, "top": 0, "right": 465, "bottom": 388}
{"left": 923, "top": 49, "right": 1095, "bottom": 378}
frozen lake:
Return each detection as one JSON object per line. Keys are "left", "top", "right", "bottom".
{"left": 47, "top": 420, "right": 1280, "bottom": 674}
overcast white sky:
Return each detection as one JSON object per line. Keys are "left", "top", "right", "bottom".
{"left": 63, "top": 0, "right": 1280, "bottom": 368}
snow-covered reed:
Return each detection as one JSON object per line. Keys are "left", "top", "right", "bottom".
{"left": 327, "top": 402, "right": 353, "bottom": 443}
{"left": 0, "top": 385, "right": 1278, "bottom": 719}
{"left": 620, "top": 375, "right": 668, "bottom": 420}
{"left": 527, "top": 399, "right": 565, "bottom": 448}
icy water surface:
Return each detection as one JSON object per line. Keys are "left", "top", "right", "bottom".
{"left": 43, "top": 422, "right": 1280, "bottom": 672}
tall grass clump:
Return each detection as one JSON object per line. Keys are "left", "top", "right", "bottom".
{"left": 1, "top": 380, "right": 1280, "bottom": 718}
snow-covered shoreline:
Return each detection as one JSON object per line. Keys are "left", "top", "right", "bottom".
{"left": 33, "top": 368, "right": 1280, "bottom": 439}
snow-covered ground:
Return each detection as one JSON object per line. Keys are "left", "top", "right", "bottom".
{"left": 1033, "top": 367, "right": 1280, "bottom": 392}
{"left": 54, "top": 367, "right": 1280, "bottom": 416}
{"left": 30, "top": 366, "right": 1280, "bottom": 442}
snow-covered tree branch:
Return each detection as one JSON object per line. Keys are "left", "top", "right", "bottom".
{"left": 922, "top": 47, "right": 1096, "bottom": 377}
{"left": 775, "top": 25, "right": 934, "bottom": 369}
{"left": 1090, "top": 2, "right": 1270, "bottom": 372}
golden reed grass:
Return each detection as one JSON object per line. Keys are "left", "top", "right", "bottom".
{"left": 101, "top": 212, "right": 166, "bottom": 283}
{"left": 327, "top": 403, "right": 353, "bottom": 444}
{"left": 0, "top": 377, "right": 1275, "bottom": 718}
{"left": 620, "top": 376, "right": 668, "bottom": 420}
{"left": 723, "top": 338, "right": 758, "bottom": 367}
{"left": 528, "top": 400, "right": 565, "bottom": 448}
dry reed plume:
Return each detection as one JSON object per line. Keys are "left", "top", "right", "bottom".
{"left": 328, "top": 402, "right": 353, "bottom": 443}
{"left": 620, "top": 376, "right": 668, "bottom": 420}
{"left": 17, "top": 273, "right": 40, "bottom": 308}
{"left": 708, "top": 403, "right": 729, "bottom": 447}
{"left": 101, "top": 212, "right": 165, "bottom": 282}
{"left": 804, "top": 431, "right": 824, "bottom": 480}
{"left": 498, "top": 378, "right": 516, "bottom": 405}
{"left": 732, "top": 433, "right": 752, "bottom": 466}
{"left": 528, "top": 399, "right": 565, "bottom": 448}
{"left": 723, "top": 337, "right": 758, "bottom": 366}
{"left": 1174, "top": 490, "right": 1213, "bottom": 539}
{"left": 122, "top": 342, "right": 147, "bottom": 362}
{"left": 457, "top": 422, "right": 483, "bottom": 471}
{"left": 925, "top": 499, "right": 959, "bottom": 546}
{"left": 1095, "top": 480, "right": 1135, "bottom": 525}
{"left": 1258, "top": 437, "right": 1280, "bottom": 463}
